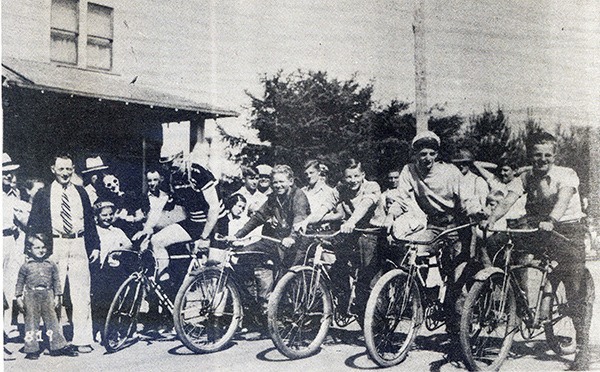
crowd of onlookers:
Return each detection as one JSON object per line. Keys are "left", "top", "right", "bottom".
{"left": 2, "top": 129, "right": 594, "bottom": 369}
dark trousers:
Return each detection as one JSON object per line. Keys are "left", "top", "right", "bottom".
{"left": 417, "top": 223, "right": 473, "bottom": 333}
{"left": 516, "top": 221, "right": 594, "bottom": 349}
{"left": 330, "top": 232, "right": 381, "bottom": 320}
{"left": 239, "top": 237, "right": 309, "bottom": 304}
{"left": 23, "top": 289, "right": 68, "bottom": 353}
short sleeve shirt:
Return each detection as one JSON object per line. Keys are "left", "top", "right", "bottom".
{"left": 302, "top": 181, "right": 338, "bottom": 216}
{"left": 335, "top": 180, "right": 381, "bottom": 227}
{"left": 506, "top": 165, "right": 584, "bottom": 221}
{"left": 171, "top": 163, "right": 225, "bottom": 222}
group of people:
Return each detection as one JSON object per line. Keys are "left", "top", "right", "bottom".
{"left": 2, "top": 129, "right": 594, "bottom": 370}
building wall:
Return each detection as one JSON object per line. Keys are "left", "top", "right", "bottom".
{"left": 2, "top": 0, "right": 215, "bottom": 103}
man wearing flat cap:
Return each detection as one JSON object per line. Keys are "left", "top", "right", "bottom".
{"left": 395, "top": 132, "right": 484, "bottom": 345}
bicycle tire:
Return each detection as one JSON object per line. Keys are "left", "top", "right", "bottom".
{"left": 173, "top": 267, "right": 242, "bottom": 353}
{"left": 364, "top": 269, "right": 423, "bottom": 367}
{"left": 460, "top": 272, "right": 518, "bottom": 371}
{"left": 267, "top": 267, "right": 333, "bottom": 359}
{"left": 104, "top": 274, "right": 144, "bottom": 353}
{"left": 544, "top": 267, "right": 594, "bottom": 355}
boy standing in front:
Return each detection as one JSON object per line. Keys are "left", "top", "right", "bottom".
{"left": 15, "top": 233, "right": 78, "bottom": 360}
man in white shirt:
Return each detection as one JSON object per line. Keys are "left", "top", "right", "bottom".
{"left": 28, "top": 153, "right": 100, "bottom": 353}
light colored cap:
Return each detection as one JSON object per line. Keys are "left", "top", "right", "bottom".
{"left": 2, "top": 153, "right": 20, "bottom": 172}
{"left": 256, "top": 164, "right": 272, "bottom": 176}
{"left": 82, "top": 156, "right": 109, "bottom": 173}
{"left": 411, "top": 131, "right": 440, "bottom": 148}
{"left": 159, "top": 142, "right": 184, "bottom": 163}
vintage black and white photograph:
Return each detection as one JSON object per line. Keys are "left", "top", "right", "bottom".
{"left": 2, "top": 1, "right": 599, "bottom": 371}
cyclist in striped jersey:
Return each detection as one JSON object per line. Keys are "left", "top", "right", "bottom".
{"left": 134, "top": 151, "right": 225, "bottom": 277}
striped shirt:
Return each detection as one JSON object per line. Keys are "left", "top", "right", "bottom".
{"left": 170, "top": 163, "right": 225, "bottom": 222}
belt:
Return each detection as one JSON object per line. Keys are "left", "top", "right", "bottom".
{"left": 27, "top": 286, "right": 50, "bottom": 291}
{"left": 53, "top": 230, "right": 85, "bottom": 239}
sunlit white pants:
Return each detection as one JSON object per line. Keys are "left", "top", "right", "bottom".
{"left": 52, "top": 237, "right": 94, "bottom": 346}
{"left": 4, "top": 235, "right": 24, "bottom": 332}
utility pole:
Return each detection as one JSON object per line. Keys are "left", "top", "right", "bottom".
{"left": 590, "top": 126, "right": 600, "bottom": 219}
{"left": 413, "top": 0, "right": 428, "bottom": 132}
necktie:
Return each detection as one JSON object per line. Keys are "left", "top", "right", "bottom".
{"left": 61, "top": 189, "right": 73, "bottom": 234}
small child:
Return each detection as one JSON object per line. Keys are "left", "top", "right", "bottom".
{"left": 92, "top": 200, "right": 132, "bottom": 340}
{"left": 94, "top": 200, "right": 133, "bottom": 266}
{"left": 15, "top": 233, "right": 78, "bottom": 360}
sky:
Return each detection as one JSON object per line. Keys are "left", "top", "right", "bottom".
{"left": 186, "top": 0, "right": 599, "bottom": 136}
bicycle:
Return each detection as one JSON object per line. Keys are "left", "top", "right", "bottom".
{"left": 267, "top": 227, "right": 381, "bottom": 360}
{"left": 459, "top": 226, "right": 595, "bottom": 371}
{"left": 173, "top": 235, "right": 282, "bottom": 354}
{"left": 362, "top": 222, "right": 476, "bottom": 367}
{"left": 103, "top": 240, "right": 201, "bottom": 353}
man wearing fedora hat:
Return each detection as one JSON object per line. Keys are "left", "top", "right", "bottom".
{"left": 28, "top": 152, "right": 100, "bottom": 353}
{"left": 3, "top": 153, "right": 25, "bottom": 338}
{"left": 81, "top": 156, "right": 109, "bottom": 205}
{"left": 451, "top": 148, "right": 490, "bottom": 208}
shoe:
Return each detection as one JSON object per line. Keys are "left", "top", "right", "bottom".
{"left": 4, "top": 347, "right": 16, "bottom": 361}
{"left": 76, "top": 345, "right": 94, "bottom": 354}
{"left": 570, "top": 347, "right": 590, "bottom": 371}
{"left": 50, "top": 345, "right": 79, "bottom": 357}
{"left": 25, "top": 352, "right": 40, "bottom": 360}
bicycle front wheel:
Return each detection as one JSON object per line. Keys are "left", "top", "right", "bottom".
{"left": 364, "top": 269, "right": 423, "bottom": 367}
{"left": 104, "top": 274, "right": 144, "bottom": 353}
{"left": 544, "top": 267, "right": 594, "bottom": 355}
{"left": 173, "top": 268, "right": 242, "bottom": 353}
{"left": 460, "top": 272, "right": 518, "bottom": 371}
{"left": 267, "top": 267, "right": 333, "bottom": 359}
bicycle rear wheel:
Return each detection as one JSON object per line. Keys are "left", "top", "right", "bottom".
{"left": 267, "top": 267, "right": 333, "bottom": 359}
{"left": 104, "top": 274, "right": 144, "bottom": 353}
{"left": 460, "top": 272, "right": 518, "bottom": 371}
{"left": 173, "top": 268, "right": 242, "bottom": 353}
{"left": 544, "top": 267, "right": 594, "bottom": 355}
{"left": 364, "top": 269, "right": 423, "bottom": 367}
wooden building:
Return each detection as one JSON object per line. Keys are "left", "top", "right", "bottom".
{"left": 2, "top": 0, "right": 237, "bottom": 187}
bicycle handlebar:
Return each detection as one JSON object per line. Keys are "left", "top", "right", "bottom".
{"left": 213, "top": 234, "right": 282, "bottom": 244}
{"left": 486, "top": 227, "right": 570, "bottom": 242}
{"left": 406, "top": 222, "right": 477, "bottom": 246}
{"left": 299, "top": 226, "right": 383, "bottom": 239}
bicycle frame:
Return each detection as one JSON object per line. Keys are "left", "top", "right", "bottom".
{"left": 487, "top": 231, "right": 557, "bottom": 335}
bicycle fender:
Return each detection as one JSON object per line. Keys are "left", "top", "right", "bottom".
{"left": 474, "top": 266, "right": 504, "bottom": 281}
{"left": 285, "top": 265, "right": 313, "bottom": 274}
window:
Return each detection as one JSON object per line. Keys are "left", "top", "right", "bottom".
{"left": 51, "top": 0, "right": 79, "bottom": 65}
{"left": 87, "top": 3, "right": 113, "bottom": 70}
{"left": 50, "top": 0, "right": 114, "bottom": 71}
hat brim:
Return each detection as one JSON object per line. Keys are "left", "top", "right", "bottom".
{"left": 2, "top": 164, "right": 20, "bottom": 172}
{"left": 81, "top": 165, "right": 108, "bottom": 174}
{"left": 159, "top": 151, "right": 184, "bottom": 164}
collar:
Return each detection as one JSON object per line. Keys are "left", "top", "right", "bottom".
{"left": 52, "top": 180, "right": 73, "bottom": 191}
{"left": 530, "top": 165, "right": 557, "bottom": 181}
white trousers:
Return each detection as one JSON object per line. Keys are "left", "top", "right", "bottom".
{"left": 4, "top": 235, "right": 24, "bottom": 332}
{"left": 52, "top": 237, "right": 93, "bottom": 345}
